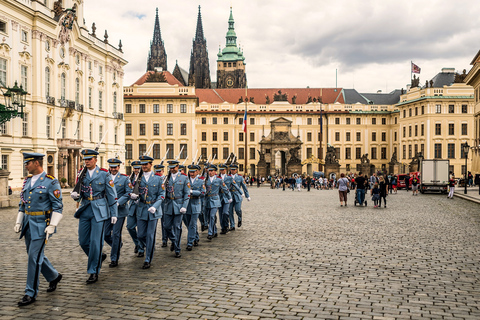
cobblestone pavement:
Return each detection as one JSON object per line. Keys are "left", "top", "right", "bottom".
{"left": 1, "top": 187, "right": 480, "bottom": 319}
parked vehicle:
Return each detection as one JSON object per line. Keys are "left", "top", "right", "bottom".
{"left": 419, "top": 159, "right": 449, "bottom": 194}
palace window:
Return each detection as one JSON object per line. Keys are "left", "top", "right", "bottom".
{"left": 166, "top": 145, "right": 174, "bottom": 158}
{"left": 372, "top": 118, "right": 376, "bottom": 125}
{"left": 213, "top": 117, "right": 217, "bottom": 125}
{"left": 409, "top": 125, "right": 412, "bottom": 137}
{"left": 415, "top": 125, "right": 418, "bottom": 136}
{"left": 335, "top": 118, "right": 340, "bottom": 125}
{"left": 448, "top": 144, "right": 455, "bottom": 159}
{"left": 153, "top": 104, "right": 159, "bottom": 113}
{"left": 201, "top": 148, "right": 207, "bottom": 159}
{"left": 436, "top": 105, "right": 441, "bottom": 113}
{"left": 224, "top": 117, "right": 228, "bottom": 124}
{"left": 61, "top": 73, "right": 66, "bottom": 99}
{"left": 356, "top": 118, "right": 361, "bottom": 125}
{"left": 212, "top": 147, "right": 218, "bottom": 158}
{"left": 250, "top": 118, "right": 255, "bottom": 125}
{"left": 46, "top": 116, "right": 51, "bottom": 138}
{"left": 434, "top": 144, "right": 442, "bottom": 158}
{"left": 224, "top": 131, "right": 228, "bottom": 141}
{"left": 421, "top": 105, "right": 425, "bottom": 114}
{"left": 381, "top": 132, "right": 386, "bottom": 141}
{"left": 448, "top": 123, "right": 454, "bottom": 135}
{"left": 355, "top": 147, "right": 361, "bottom": 159}
{"left": 250, "top": 132, "right": 255, "bottom": 141}
{"left": 139, "top": 144, "right": 146, "bottom": 157}
{"left": 381, "top": 147, "right": 387, "bottom": 160}
{"left": 180, "top": 104, "right": 187, "bottom": 113}
{"left": 153, "top": 144, "right": 161, "bottom": 159}
{"left": 308, "top": 132, "right": 312, "bottom": 141}
{"left": 371, "top": 147, "right": 377, "bottom": 159}
{"left": 98, "top": 91, "right": 103, "bottom": 111}
{"left": 180, "top": 123, "right": 187, "bottom": 135}
{"left": 98, "top": 124, "right": 103, "bottom": 142}
{"left": 88, "top": 88, "right": 93, "bottom": 109}
{"left": 345, "top": 148, "right": 351, "bottom": 159}
{"left": 356, "top": 132, "right": 361, "bottom": 141}
{"left": 23, "top": 114, "right": 29, "bottom": 137}
{"left": 435, "top": 123, "right": 441, "bottom": 135}
{"left": 421, "top": 124, "right": 424, "bottom": 136}
{"left": 212, "top": 132, "right": 217, "bottom": 141}
{"left": 167, "top": 104, "right": 173, "bottom": 113}
{"left": 89, "top": 123, "right": 93, "bottom": 141}
{"left": 372, "top": 132, "right": 376, "bottom": 141}
{"left": 139, "top": 104, "right": 145, "bottom": 113}
{"left": 125, "top": 144, "right": 132, "bottom": 159}
{"left": 202, "top": 117, "right": 206, "bottom": 124}
{"left": 153, "top": 123, "right": 159, "bottom": 135}
{"left": 448, "top": 105, "right": 454, "bottom": 113}
{"left": 461, "top": 123, "right": 467, "bottom": 135}
{"left": 346, "top": 118, "right": 351, "bottom": 125}
{"left": 139, "top": 124, "right": 145, "bottom": 135}
{"left": 462, "top": 105, "right": 468, "bottom": 113}
{"left": 382, "top": 118, "right": 386, "bottom": 125}
{"left": 238, "top": 148, "right": 244, "bottom": 160}
{"left": 346, "top": 132, "right": 350, "bottom": 141}
{"left": 223, "top": 148, "right": 229, "bottom": 159}
{"left": 239, "top": 132, "right": 244, "bottom": 141}
{"left": 0, "top": 20, "right": 6, "bottom": 34}
{"left": 75, "top": 78, "right": 80, "bottom": 104}
{"left": 1, "top": 155, "right": 8, "bottom": 171}
{"left": 126, "top": 123, "right": 132, "bottom": 135}
{"left": 307, "top": 118, "right": 312, "bottom": 125}
{"left": 202, "top": 132, "right": 206, "bottom": 141}
{"left": 167, "top": 123, "right": 173, "bottom": 135}
{"left": 45, "top": 67, "right": 50, "bottom": 97}
{"left": 125, "top": 104, "right": 131, "bottom": 113}
{"left": 250, "top": 148, "right": 255, "bottom": 159}
{"left": 180, "top": 144, "right": 187, "bottom": 159}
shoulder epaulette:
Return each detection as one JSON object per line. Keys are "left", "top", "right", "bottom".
{"left": 27, "top": 174, "right": 32, "bottom": 178}
{"left": 100, "top": 168, "right": 109, "bottom": 172}
{"left": 199, "top": 176, "right": 205, "bottom": 180}
{"left": 217, "top": 175, "right": 222, "bottom": 178}
{"left": 238, "top": 174, "right": 243, "bottom": 177}
{"left": 121, "top": 173, "right": 128, "bottom": 177}
{"left": 46, "top": 174, "right": 55, "bottom": 180}
{"left": 155, "top": 173, "right": 162, "bottom": 176}
{"left": 182, "top": 173, "right": 187, "bottom": 176}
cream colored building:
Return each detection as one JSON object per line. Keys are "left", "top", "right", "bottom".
{"left": 465, "top": 51, "right": 480, "bottom": 175}
{"left": 397, "top": 68, "right": 474, "bottom": 177}
{"left": 0, "top": 0, "right": 127, "bottom": 189}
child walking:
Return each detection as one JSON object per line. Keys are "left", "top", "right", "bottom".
{"left": 371, "top": 182, "right": 380, "bottom": 208}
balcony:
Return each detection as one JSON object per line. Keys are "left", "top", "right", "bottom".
{"left": 113, "top": 112, "right": 123, "bottom": 120}
{"left": 57, "top": 139, "right": 83, "bottom": 149}
{"left": 57, "top": 99, "right": 84, "bottom": 112}
{"left": 46, "top": 96, "right": 56, "bottom": 106}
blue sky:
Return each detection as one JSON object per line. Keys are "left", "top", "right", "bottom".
{"left": 83, "top": 0, "right": 480, "bottom": 93}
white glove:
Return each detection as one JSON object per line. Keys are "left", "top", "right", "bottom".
{"left": 247, "top": 197, "right": 251, "bottom": 201}
{"left": 190, "top": 189, "right": 193, "bottom": 194}
{"left": 14, "top": 211, "right": 24, "bottom": 233}
{"left": 111, "top": 217, "right": 117, "bottom": 224}
{"left": 228, "top": 199, "right": 233, "bottom": 203}
{"left": 148, "top": 207, "right": 156, "bottom": 214}
{"left": 116, "top": 202, "right": 119, "bottom": 207}
{"left": 44, "top": 212, "right": 62, "bottom": 237}
{"left": 45, "top": 225, "right": 55, "bottom": 236}
{"left": 180, "top": 207, "right": 187, "bottom": 214}
{"left": 130, "top": 193, "right": 139, "bottom": 200}
{"left": 70, "top": 191, "right": 80, "bottom": 200}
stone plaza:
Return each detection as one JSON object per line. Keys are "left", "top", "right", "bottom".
{"left": 1, "top": 187, "right": 480, "bottom": 319}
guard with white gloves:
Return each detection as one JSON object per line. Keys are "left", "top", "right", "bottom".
{"left": 204, "top": 164, "right": 231, "bottom": 240}
{"left": 133, "top": 155, "right": 165, "bottom": 269}
{"left": 182, "top": 165, "right": 205, "bottom": 251}
{"left": 228, "top": 164, "right": 251, "bottom": 230}
{"left": 126, "top": 161, "right": 144, "bottom": 257}
{"left": 16, "top": 153, "right": 64, "bottom": 307}
{"left": 74, "top": 149, "right": 118, "bottom": 284}
{"left": 163, "top": 160, "right": 191, "bottom": 258}
{"left": 218, "top": 165, "right": 233, "bottom": 235}
{"left": 103, "top": 158, "right": 132, "bottom": 268}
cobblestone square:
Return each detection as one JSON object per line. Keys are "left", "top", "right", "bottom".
{"left": 1, "top": 187, "right": 480, "bottom": 319}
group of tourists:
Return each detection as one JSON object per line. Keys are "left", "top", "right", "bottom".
{"left": 14, "top": 149, "right": 251, "bottom": 306}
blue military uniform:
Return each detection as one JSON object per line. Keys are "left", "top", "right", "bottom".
{"left": 154, "top": 164, "right": 169, "bottom": 248}
{"left": 163, "top": 160, "right": 191, "bottom": 256}
{"left": 228, "top": 164, "right": 250, "bottom": 229}
{"left": 218, "top": 165, "right": 233, "bottom": 233}
{"left": 204, "top": 165, "right": 231, "bottom": 239}
{"left": 17, "top": 153, "right": 63, "bottom": 305}
{"left": 104, "top": 158, "right": 132, "bottom": 266}
{"left": 126, "top": 160, "right": 144, "bottom": 256}
{"left": 182, "top": 165, "right": 205, "bottom": 249}
{"left": 74, "top": 149, "right": 118, "bottom": 280}
{"left": 132, "top": 155, "right": 165, "bottom": 268}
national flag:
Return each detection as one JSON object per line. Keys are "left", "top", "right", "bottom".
{"left": 242, "top": 108, "right": 247, "bottom": 133}
{"left": 411, "top": 62, "right": 421, "bottom": 74}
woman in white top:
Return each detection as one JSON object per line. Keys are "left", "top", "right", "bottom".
{"left": 337, "top": 173, "right": 350, "bottom": 207}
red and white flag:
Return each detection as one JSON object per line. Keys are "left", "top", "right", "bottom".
{"left": 242, "top": 108, "right": 247, "bottom": 133}
{"left": 411, "top": 62, "right": 421, "bottom": 74}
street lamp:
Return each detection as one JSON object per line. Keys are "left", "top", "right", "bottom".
{"left": 0, "top": 81, "right": 28, "bottom": 124}
{"left": 462, "top": 142, "right": 470, "bottom": 194}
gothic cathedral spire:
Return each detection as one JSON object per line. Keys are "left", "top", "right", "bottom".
{"left": 147, "top": 8, "right": 167, "bottom": 72}
{"left": 188, "top": 5, "right": 211, "bottom": 89}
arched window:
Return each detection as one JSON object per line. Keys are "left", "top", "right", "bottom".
{"left": 61, "top": 72, "right": 66, "bottom": 100}
{"left": 75, "top": 78, "right": 80, "bottom": 104}
{"left": 113, "top": 92, "right": 117, "bottom": 113}
{"left": 45, "top": 67, "right": 50, "bottom": 98}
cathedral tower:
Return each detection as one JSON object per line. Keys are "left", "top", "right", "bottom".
{"left": 188, "top": 6, "right": 211, "bottom": 89}
{"left": 147, "top": 8, "right": 167, "bottom": 72}
{"left": 216, "top": 7, "right": 246, "bottom": 89}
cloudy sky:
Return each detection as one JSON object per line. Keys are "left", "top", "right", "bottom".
{"left": 83, "top": 0, "right": 480, "bottom": 93}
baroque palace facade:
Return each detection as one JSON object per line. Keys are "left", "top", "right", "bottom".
{"left": 0, "top": 0, "right": 127, "bottom": 189}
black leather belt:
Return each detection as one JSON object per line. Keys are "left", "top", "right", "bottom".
{"left": 207, "top": 193, "right": 218, "bottom": 197}
{"left": 190, "top": 196, "right": 200, "bottom": 199}
{"left": 167, "top": 196, "right": 183, "bottom": 200}
{"left": 140, "top": 199, "right": 153, "bottom": 204}
{"left": 83, "top": 195, "right": 104, "bottom": 201}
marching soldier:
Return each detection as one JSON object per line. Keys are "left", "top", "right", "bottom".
{"left": 126, "top": 160, "right": 144, "bottom": 257}
{"left": 104, "top": 158, "right": 132, "bottom": 267}
{"left": 154, "top": 163, "right": 168, "bottom": 248}
{"left": 129, "top": 155, "right": 164, "bottom": 269}
{"left": 204, "top": 164, "right": 231, "bottom": 240}
{"left": 163, "top": 160, "right": 191, "bottom": 258}
{"left": 228, "top": 164, "right": 250, "bottom": 230}
{"left": 183, "top": 164, "right": 205, "bottom": 250}
{"left": 218, "top": 164, "right": 233, "bottom": 234}
{"left": 70, "top": 149, "right": 118, "bottom": 284}
{"left": 15, "top": 153, "right": 63, "bottom": 306}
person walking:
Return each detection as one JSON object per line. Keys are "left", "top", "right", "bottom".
{"left": 392, "top": 175, "right": 398, "bottom": 194}
{"left": 355, "top": 172, "right": 367, "bottom": 206}
{"left": 404, "top": 174, "right": 410, "bottom": 191}
{"left": 371, "top": 183, "right": 380, "bottom": 208}
{"left": 15, "top": 153, "right": 64, "bottom": 306}
{"left": 228, "top": 164, "right": 249, "bottom": 230}
{"left": 306, "top": 175, "right": 312, "bottom": 191}
{"left": 378, "top": 176, "right": 388, "bottom": 208}
{"left": 126, "top": 160, "right": 145, "bottom": 257}
{"left": 447, "top": 175, "right": 456, "bottom": 199}
{"left": 205, "top": 164, "right": 231, "bottom": 238}
{"left": 411, "top": 175, "right": 420, "bottom": 196}
{"left": 183, "top": 165, "right": 205, "bottom": 250}
{"left": 337, "top": 173, "right": 350, "bottom": 207}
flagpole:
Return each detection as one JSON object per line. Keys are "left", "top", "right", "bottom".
{"left": 410, "top": 60, "right": 412, "bottom": 83}
{"left": 245, "top": 84, "right": 248, "bottom": 177}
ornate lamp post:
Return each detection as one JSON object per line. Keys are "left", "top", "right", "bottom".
{"left": 0, "top": 81, "right": 28, "bottom": 124}
{"left": 462, "top": 142, "right": 470, "bottom": 194}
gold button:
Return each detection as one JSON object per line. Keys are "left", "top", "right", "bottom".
{"left": 29, "top": 192, "right": 32, "bottom": 194}
{"left": 28, "top": 197, "right": 31, "bottom": 199}
{"left": 28, "top": 206, "right": 30, "bottom": 208}
{"left": 40, "top": 191, "right": 42, "bottom": 193}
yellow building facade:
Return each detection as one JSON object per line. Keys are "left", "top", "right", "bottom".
{"left": 0, "top": 0, "right": 127, "bottom": 189}
{"left": 465, "top": 51, "right": 480, "bottom": 175}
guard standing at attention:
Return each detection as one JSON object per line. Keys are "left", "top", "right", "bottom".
{"left": 205, "top": 164, "right": 231, "bottom": 239}
{"left": 154, "top": 163, "right": 169, "bottom": 248}
{"left": 228, "top": 164, "right": 250, "bottom": 230}
{"left": 129, "top": 155, "right": 164, "bottom": 269}
{"left": 183, "top": 164, "right": 205, "bottom": 250}
{"left": 218, "top": 164, "right": 233, "bottom": 234}
{"left": 163, "top": 160, "right": 191, "bottom": 258}
{"left": 104, "top": 158, "right": 132, "bottom": 267}
{"left": 70, "top": 149, "right": 118, "bottom": 284}
{"left": 126, "top": 160, "right": 144, "bottom": 257}
{"left": 15, "top": 153, "right": 63, "bottom": 306}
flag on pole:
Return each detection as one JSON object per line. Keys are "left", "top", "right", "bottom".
{"left": 242, "top": 108, "right": 247, "bottom": 133}
{"left": 411, "top": 62, "right": 421, "bottom": 74}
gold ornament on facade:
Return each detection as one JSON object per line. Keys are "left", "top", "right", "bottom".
{"left": 301, "top": 155, "right": 324, "bottom": 165}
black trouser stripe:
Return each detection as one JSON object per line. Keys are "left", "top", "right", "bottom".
{"left": 148, "top": 221, "right": 157, "bottom": 262}
{"left": 32, "top": 241, "right": 46, "bottom": 295}
{"left": 115, "top": 218, "right": 125, "bottom": 261}
{"left": 96, "top": 221, "right": 105, "bottom": 273}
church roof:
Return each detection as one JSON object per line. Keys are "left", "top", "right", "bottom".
{"left": 132, "top": 70, "right": 184, "bottom": 86}
{"left": 196, "top": 88, "right": 344, "bottom": 105}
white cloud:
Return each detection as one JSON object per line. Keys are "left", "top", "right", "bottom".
{"left": 83, "top": 0, "right": 480, "bottom": 93}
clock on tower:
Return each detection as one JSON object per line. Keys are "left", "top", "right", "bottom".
{"left": 226, "top": 76, "right": 234, "bottom": 88}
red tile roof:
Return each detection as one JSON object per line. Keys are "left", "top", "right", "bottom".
{"left": 196, "top": 88, "right": 344, "bottom": 105}
{"left": 132, "top": 71, "right": 184, "bottom": 86}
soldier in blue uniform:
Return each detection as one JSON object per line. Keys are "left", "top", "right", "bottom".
{"left": 126, "top": 160, "right": 144, "bottom": 257}
{"left": 204, "top": 164, "right": 232, "bottom": 240}
{"left": 163, "top": 160, "right": 191, "bottom": 257}
{"left": 70, "top": 149, "right": 118, "bottom": 284}
{"left": 183, "top": 164, "right": 205, "bottom": 250}
{"left": 15, "top": 153, "right": 63, "bottom": 306}
{"left": 154, "top": 164, "right": 169, "bottom": 248}
{"left": 228, "top": 164, "right": 250, "bottom": 230}
{"left": 104, "top": 158, "right": 132, "bottom": 267}
{"left": 129, "top": 155, "right": 164, "bottom": 269}
{"left": 218, "top": 164, "right": 233, "bottom": 234}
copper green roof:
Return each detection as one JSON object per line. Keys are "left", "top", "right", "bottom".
{"left": 217, "top": 8, "right": 245, "bottom": 63}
